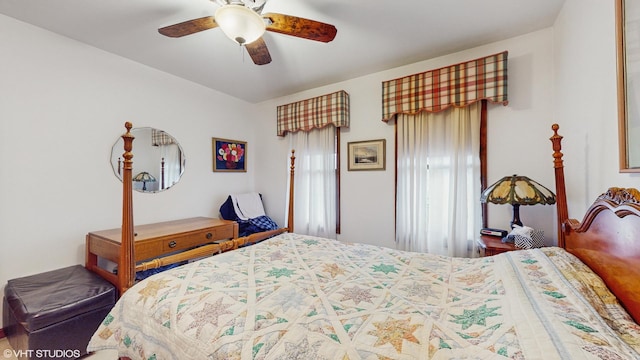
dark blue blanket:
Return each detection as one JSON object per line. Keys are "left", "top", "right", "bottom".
{"left": 219, "top": 195, "right": 279, "bottom": 237}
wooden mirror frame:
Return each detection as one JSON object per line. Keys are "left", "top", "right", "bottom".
{"left": 616, "top": 0, "right": 640, "bottom": 172}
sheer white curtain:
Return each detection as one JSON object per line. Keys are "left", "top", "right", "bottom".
{"left": 160, "top": 143, "right": 181, "bottom": 189}
{"left": 396, "top": 103, "right": 481, "bottom": 257}
{"left": 287, "top": 126, "right": 337, "bottom": 239}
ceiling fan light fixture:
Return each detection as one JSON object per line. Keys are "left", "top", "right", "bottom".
{"left": 215, "top": 4, "right": 266, "bottom": 45}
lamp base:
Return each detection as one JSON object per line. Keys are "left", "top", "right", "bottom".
{"left": 511, "top": 204, "right": 523, "bottom": 228}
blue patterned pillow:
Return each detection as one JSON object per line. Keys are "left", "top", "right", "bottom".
{"left": 249, "top": 215, "right": 279, "bottom": 231}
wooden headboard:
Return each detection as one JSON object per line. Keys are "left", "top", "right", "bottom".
{"left": 551, "top": 124, "right": 640, "bottom": 324}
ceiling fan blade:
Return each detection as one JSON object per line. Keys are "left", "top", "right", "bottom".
{"left": 158, "top": 16, "right": 218, "bottom": 38}
{"left": 245, "top": 37, "right": 272, "bottom": 65}
{"left": 263, "top": 13, "right": 337, "bottom": 43}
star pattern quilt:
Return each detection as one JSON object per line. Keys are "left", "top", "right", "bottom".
{"left": 88, "top": 233, "right": 640, "bottom": 359}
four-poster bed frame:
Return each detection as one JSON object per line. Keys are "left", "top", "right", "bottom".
{"left": 97, "top": 121, "right": 640, "bottom": 321}
{"left": 85, "top": 122, "right": 640, "bottom": 360}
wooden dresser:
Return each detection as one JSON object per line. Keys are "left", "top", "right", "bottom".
{"left": 86, "top": 217, "right": 238, "bottom": 288}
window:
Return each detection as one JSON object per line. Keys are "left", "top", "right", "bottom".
{"left": 395, "top": 103, "right": 482, "bottom": 257}
{"left": 287, "top": 127, "right": 340, "bottom": 238}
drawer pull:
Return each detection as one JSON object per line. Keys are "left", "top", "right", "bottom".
{"left": 168, "top": 241, "right": 177, "bottom": 248}
{"left": 206, "top": 232, "right": 213, "bottom": 239}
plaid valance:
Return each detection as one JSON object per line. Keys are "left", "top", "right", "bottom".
{"left": 277, "top": 90, "right": 350, "bottom": 136}
{"left": 152, "top": 129, "right": 175, "bottom": 146}
{"left": 381, "top": 51, "right": 508, "bottom": 122}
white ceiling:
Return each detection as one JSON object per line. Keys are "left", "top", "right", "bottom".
{"left": 0, "top": 0, "right": 565, "bottom": 103}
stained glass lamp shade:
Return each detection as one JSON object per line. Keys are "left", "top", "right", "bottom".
{"left": 133, "top": 171, "right": 156, "bottom": 191}
{"left": 480, "top": 174, "right": 556, "bottom": 228}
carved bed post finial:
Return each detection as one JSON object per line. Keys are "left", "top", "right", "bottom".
{"left": 288, "top": 150, "right": 296, "bottom": 233}
{"left": 550, "top": 124, "right": 568, "bottom": 248}
{"left": 120, "top": 122, "right": 135, "bottom": 295}
{"left": 551, "top": 124, "right": 564, "bottom": 169}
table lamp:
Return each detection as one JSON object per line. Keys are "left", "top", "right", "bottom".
{"left": 480, "top": 174, "right": 556, "bottom": 228}
{"left": 133, "top": 171, "right": 156, "bottom": 191}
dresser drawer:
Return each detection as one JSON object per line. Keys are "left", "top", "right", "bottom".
{"left": 87, "top": 217, "right": 238, "bottom": 291}
{"left": 162, "top": 224, "right": 235, "bottom": 252}
{"left": 211, "top": 223, "right": 236, "bottom": 239}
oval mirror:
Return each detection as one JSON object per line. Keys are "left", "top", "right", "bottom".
{"left": 110, "top": 127, "right": 186, "bottom": 193}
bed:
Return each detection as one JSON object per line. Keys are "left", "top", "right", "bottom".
{"left": 87, "top": 123, "right": 640, "bottom": 359}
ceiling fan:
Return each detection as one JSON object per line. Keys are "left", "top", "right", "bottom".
{"left": 158, "top": 0, "right": 337, "bottom": 65}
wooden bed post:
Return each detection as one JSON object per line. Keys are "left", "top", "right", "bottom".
{"left": 119, "top": 122, "right": 135, "bottom": 295}
{"left": 161, "top": 157, "right": 165, "bottom": 190}
{"left": 550, "top": 124, "right": 568, "bottom": 248}
{"left": 288, "top": 150, "right": 296, "bottom": 233}
{"left": 112, "top": 143, "right": 297, "bottom": 293}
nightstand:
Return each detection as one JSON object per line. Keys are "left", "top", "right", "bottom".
{"left": 476, "top": 235, "right": 517, "bottom": 257}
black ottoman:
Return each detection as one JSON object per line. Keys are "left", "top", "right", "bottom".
{"left": 3, "top": 265, "right": 116, "bottom": 360}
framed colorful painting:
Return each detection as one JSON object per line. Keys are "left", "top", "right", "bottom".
{"left": 212, "top": 138, "right": 247, "bottom": 172}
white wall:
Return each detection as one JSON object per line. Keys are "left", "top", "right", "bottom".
{"left": 553, "top": 0, "right": 640, "bottom": 218}
{"left": 253, "top": 0, "right": 631, "bottom": 251}
{"left": 1, "top": 0, "right": 631, "bottom": 328}
{"left": 0, "top": 14, "right": 259, "bottom": 326}
{"left": 253, "top": 28, "right": 558, "bottom": 248}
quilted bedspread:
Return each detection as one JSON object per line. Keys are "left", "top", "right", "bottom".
{"left": 88, "top": 233, "right": 640, "bottom": 359}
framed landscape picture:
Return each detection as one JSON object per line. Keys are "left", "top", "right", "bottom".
{"left": 348, "top": 139, "right": 386, "bottom": 171}
{"left": 212, "top": 138, "right": 246, "bottom": 172}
